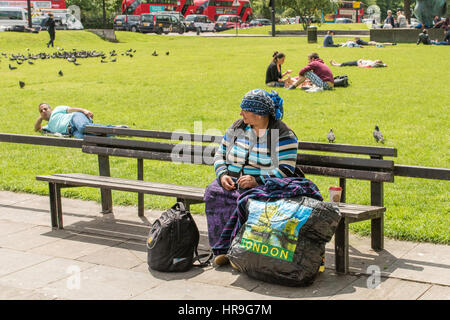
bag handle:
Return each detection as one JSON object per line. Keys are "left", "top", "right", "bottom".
{"left": 174, "top": 201, "right": 186, "bottom": 213}
{"left": 192, "top": 249, "right": 214, "bottom": 268}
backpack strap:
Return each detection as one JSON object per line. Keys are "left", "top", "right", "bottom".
{"left": 192, "top": 248, "right": 214, "bottom": 268}
{"left": 183, "top": 206, "right": 213, "bottom": 268}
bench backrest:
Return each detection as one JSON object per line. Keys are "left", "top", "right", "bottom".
{"left": 83, "top": 126, "right": 397, "bottom": 183}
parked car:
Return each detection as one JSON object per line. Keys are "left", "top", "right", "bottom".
{"left": 249, "top": 18, "right": 271, "bottom": 27}
{"left": 335, "top": 18, "right": 353, "bottom": 23}
{"left": 185, "top": 14, "right": 214, "bottom": 32}
{"left": 113, "top": 15, "right": 140, "bottom": 32}
{"left": 0, "top": 7, "right": 27, "bottom": 32}
{"left": 138, "top": 13, "right": 185, "bottom": 34}
{"left": 214, "top": 15, "right": 243, "bottom": 32}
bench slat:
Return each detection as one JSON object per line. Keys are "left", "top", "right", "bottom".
{"left": 83, "top": 139, "right": 394, "bottom": 171}
{"left": 36, "top": 174, "right": 205, "bottom": 201}
{"left": 0, "top": 133, "right": 82, "bottom": 148}
{"left": 82, "top": 145, "right": 216, "bottom": 164}
{"left": 83, "top": 127, "right": 397, "bottom": 157}
{"left": 299, "top": 165, "right": 394, "bottom": 182}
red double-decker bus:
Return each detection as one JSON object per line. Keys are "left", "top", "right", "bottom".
{"left": 122, "top": 0, "right": 196, "bottom": 17}
{"left": 122, "top": 0, "right": 252, "bottom": 22}
{"left": 0, "top": 0, "right": 66, "bottom": 9}
{"left": 194, "top": 0, "right": 252, "bottom": 22}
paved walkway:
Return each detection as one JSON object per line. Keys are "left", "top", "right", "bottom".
{"left": 0, "top": 191, "right": 448, "bottom": 300}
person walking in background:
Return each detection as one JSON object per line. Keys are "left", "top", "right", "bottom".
{"left": 265, "top": 52, "right": 293, "bottom": 88}
{"left": 323, "top": 31, "right": 340, "bottom": 47}
{"left": 45, "top": 13, "right": 56, "bottom": 48}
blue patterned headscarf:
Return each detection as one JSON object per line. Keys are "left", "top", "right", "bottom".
{"left": 240, "top": 89, "right": 284, "bottom": 120}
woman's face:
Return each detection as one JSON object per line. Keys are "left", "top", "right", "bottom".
{"left": 277, "top": 57, "right": 285, "bottom": 65}
{"left": 240, "top": 110, "right": 264, "bottom": 125}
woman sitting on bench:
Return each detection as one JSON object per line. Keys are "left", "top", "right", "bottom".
{"left": 204, "top": 89, "right": 301, "bottom": 266}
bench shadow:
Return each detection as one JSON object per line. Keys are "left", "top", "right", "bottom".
{"left": 39, "top": 213, "right": 211, "bottom": 280}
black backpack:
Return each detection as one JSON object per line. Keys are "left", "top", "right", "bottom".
{"left": 147, "top": 202, "right": 212, "bottom": 272}
{"left": 334, "top": 75, "right": 349, "bottom": 87}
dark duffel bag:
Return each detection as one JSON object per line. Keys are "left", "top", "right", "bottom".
{"left": 334, "top": 75, "right": 349, "bottom": 87}
{"left": 147, "top": 202, "right": 211, "bottom": 272}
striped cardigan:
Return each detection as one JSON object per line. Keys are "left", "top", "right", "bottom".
{"left": 214, "top": 118, "right": 299, "bottom": 185}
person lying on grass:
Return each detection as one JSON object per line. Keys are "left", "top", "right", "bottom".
{"left": 34, "top": 103, "right": 128, "bottom": 139}
{"left": 265, "top": 51, "right": 294, "bottom": 88}
{"left": 330, "top": 59, "right": 387, "bottom": 68}
{"left": 288, "top": 53, "right": 334, "bottom": 91}
{"left": 354, "top": 37, "right": 397, "bottom": 46}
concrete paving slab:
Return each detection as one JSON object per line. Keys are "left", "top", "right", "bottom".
{"left": 418, "top": 285, "right": 450, "bottom": 300}
{"left": 384, "top": 243, "right": 450, "bottom": 286}
{"left": 0, "top": 225, "right": 76, "bottom": 251}
{"left": 190, "top": 265, "right": 261, "bottom": 292}
{"left": 0, "top": 191, "right": 40, "bottom": 206}
{"left": 36, "top": 264, "right": 163, "bottom": 300}
{"left": 331, "top": 277, "right": 431, "bottom": 300}
{"left": 28, "top": 232, "right": 124, "bottom": 260}
{"left": 0, "top": 283, "right": 37, "bottom": 299}
{"left": 132, "top": 279, "right": 281, "bottom": 300}
{"left": 0, "top": 257, "right": 95, "bottom": 291}
{"left": 0, "top": 202, "right": 53, "bottom": 226}
{"left": 0, "top": 248, "right": 52, "bottom": 277}
{"left": 0, "top": 219, "right": 36, "bottom": 237}
{"left": 251, "top": 270, "right": 359, "bottom": 300}
{"left": 78, "top": 242, "right": 144, "bottom": 270}
{"left": 324, "top": 234, "right": 419, "bottom": 275}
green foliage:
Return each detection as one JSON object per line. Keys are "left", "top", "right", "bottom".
{"left": 279, "top": 0, "right": 340, "bottom": 29}
{"left": 0, "top": 31, "right": 449, "bottom": 244}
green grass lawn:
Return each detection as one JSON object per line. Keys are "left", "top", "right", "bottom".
{"left": 0, "top": 30, "right": 449, "bottom": 244}
{"left": 223, "top": 23, "right": 370, "bottom": 35}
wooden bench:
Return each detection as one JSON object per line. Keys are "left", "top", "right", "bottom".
{"left": 36, "top": 126, "right": 398, "bottom": 274}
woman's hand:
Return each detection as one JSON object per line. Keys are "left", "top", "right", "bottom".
{"left": 237, "top": 175, "right": 257, "bottom": 189}
{"left": 220, "top": 175, "right": 236, "bottom": 191}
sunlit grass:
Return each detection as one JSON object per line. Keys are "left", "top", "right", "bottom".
{"left": 0, "top": 30, "right": 448, "bottom": 243}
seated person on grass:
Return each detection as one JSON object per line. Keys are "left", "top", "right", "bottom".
{"left": 431, "top": 28, "right": 450, "bottom": 45}
{"left": 34, "top": 103, "right": 127, "bottom": 138}
{"left": 323, "top": 31, "right": 340, "bottom": 47}
{"left": 354, "top": 37, "right": 397, "bottom": 46}
{"left": 417, "top": 29, "right": 431, "bottom": 45}
{"left": 265, "top": 51, "right": 294, "bottom": 88}
{"left": 288, "top": 53, "right": 334, "bottom": 91}
{"left": 330, "top": 59, "right": 387, "bottom": 68}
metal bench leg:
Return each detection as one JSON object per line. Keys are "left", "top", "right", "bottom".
{"left": 49, "top": 183, "right": 58, "bottom": 229}
{"left": 335, "top": 218, "right": 349, "bottom": 274}
{"left": 55, "top": 185, "right": 64, "bottom": 229}
{"left": 98, "top": 155, "right": 113, "bottom": 214}
{"left": 137, "top": 158, "right": 144, "bottom": 217}
{"left": 371, "top": 181, "right": 384, "bottom": 250}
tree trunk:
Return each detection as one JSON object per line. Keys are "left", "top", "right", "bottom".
{"left": 404, "top": 0, "right": 412, "bottom": 23}
{"left": 102, "top": 0, "right": 107, "bottom": 29}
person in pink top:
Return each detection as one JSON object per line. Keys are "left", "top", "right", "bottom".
{"left": 288, "top": 53, "right": 334, "bottom": 91}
